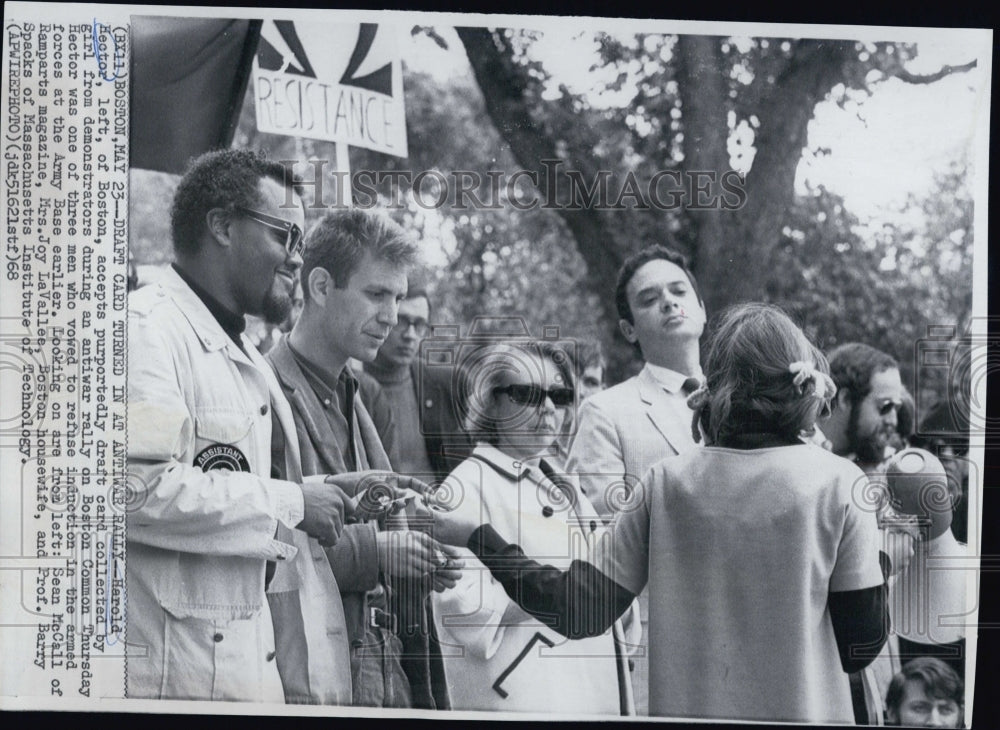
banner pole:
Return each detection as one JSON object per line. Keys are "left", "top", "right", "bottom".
{"left": 336, "top": 141, "right": 352, "bottom": 209}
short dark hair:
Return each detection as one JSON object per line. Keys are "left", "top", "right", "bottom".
{"left": 170, "top": 148, "right": 302, "bottom": 256}
{"left": 404, "top": 270, "right": 432, "bottom": 315}
{"left": 910, "top": 400, "right": 970, "bottom": 456}
{"left": 827, "top": 342, "right": 898, "bottom": 409}
{"left": 571, "top": 339, "right": 606, "bottom": 379}
{"left": 614, "top": 245, "right": 702, "bottom": 325}
{"left": 885, "top": 657, "right": 963, "bottom": 722}
{"left": 300, "top": 209, "right": 419, "bottom": 301}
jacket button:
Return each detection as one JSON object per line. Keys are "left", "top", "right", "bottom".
{"left": 213, "top": 633, "right": 224, "bottom": 643}
{"left": 260, "top": 404, "right": 269, "bottom": 416}
{"left": 266, "top": 651, "right": 276, "bottom": 662}
{"left": 542, "top": 506, "right": 554, "bottom": 518}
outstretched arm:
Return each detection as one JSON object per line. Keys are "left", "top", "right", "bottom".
{"left": 465, "top": 524, "right": 637, "bottom": 639}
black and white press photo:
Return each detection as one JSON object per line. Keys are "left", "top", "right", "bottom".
{"left": 0, "top": 3, "right": 992, "bottom": 726}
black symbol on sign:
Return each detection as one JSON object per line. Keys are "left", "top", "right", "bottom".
{"left": 257, "top": 22, "right": 392, "bottom": 96}
{"left": 256, "top": 20, "right": 317, "bottom": 77}
{"left": 339, "top": 24, "right": 392, "bottom": 95}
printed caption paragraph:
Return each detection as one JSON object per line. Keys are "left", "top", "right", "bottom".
{"left": 2, "top": 16, "right": 129, "bottom": 700}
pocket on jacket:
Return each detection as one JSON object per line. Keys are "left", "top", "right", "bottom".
{"left": 194, "top": 409, "right": 255, "bottom": 445}
{"left": 160, "top": 608, "right": 272, "bottom": 701}
{"left": 192, "top": 409, "right": 256, "bottom": 472}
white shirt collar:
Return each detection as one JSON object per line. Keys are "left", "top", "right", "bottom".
{"left": 470, "top": 442, "right": 562, "bottom": 483}
{"left": 644, "top": 362, "right": 704, "bottom": 394}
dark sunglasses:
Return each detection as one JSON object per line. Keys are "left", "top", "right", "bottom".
{"left": 237, "top": 206, "right": 304, "bottom": 258}
{"left": 493, "top": 384, "right": 575, "bottom": 408}
{"left": 394, "top": 314, "right": 429, "bottom": 336}
{"left": 876, "top": 398, "right": 903, "bottom": 417}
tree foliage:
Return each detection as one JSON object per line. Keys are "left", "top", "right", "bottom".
{"left": 453, "top": 28, "right": 976, "bottom": 381}
{"left": 128, "top": 24, "right": 976, "bottom": 390}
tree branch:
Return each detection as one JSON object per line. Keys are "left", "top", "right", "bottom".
{"left": 892, "top": 60, "right": 977, "bottom": 84}
{"left": 456, "top": 26, "right": 627, "bottom": 329}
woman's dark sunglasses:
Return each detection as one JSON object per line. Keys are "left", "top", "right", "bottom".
{"left": 237, "top": 206, "right": 304, "bottom": 257}
{"left": 493, "top": 384, "right": 575, "bottom": 408}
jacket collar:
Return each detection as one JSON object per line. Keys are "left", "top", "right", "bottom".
{"left": 469, "top": 443, "right": 567, "bottom": 484}
{"left": 267, "top": 334, "right": 353, "bottom": 475}
{"left": 159, "top": 266, "right": 246, "bottom": 356}
{"left": 469, "top": 443, "right": 524, "bottom": 480}
{"left": 638, "top": 362, "right": 703, "bottom": 400}
{"left": 469, "top": 444, "right": 594, "bottom": 522}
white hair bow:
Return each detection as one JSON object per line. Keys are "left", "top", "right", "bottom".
{"left": 788, "top": 361, "right": 837, "bottom": 401}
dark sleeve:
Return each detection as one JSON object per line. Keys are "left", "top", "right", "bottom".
{"left": 828, "top": 552, "right": 891, "bottom": 673}
{"left": 324, "top": 522, "right": 381, "bottom": 592}
{"left": 467, "top": 524, "right": 636, "bottom": 639}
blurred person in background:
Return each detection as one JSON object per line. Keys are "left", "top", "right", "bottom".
{"left": 359, "top": 273, "right": 470, "bottom": 482}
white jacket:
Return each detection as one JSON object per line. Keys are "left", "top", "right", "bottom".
{"left": 126, "top": 268, "right": 349, "bottom": 703}
{"left": 432, "top": 444, "right": 640, "bottom": 715}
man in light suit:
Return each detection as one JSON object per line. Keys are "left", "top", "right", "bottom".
{"left": 565, "top": 245, "right": 706, "bottom": 716}
{"left": 567, "top": 245, "right": 706, "bottom": 518}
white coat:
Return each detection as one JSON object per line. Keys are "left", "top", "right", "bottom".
{"left": 432, "top": 444, "right": 640, "bottom": 714}
{"left": 126, "top": 267, "right": 350, "bottom": 703}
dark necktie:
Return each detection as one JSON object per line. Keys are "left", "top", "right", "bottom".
{"left": 681, "top": 376, "right": 702, "bottom": 395}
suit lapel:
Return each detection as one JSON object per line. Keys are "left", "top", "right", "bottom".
{"left": 636, "top": 366, "right": 690, "bottom": 456}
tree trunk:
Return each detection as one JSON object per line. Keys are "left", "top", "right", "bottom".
{"left": 457, "top": 27, "right": 626, "bottom": 330}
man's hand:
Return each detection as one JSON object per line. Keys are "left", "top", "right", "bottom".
{"left": 297, "top": 481, "right": 350, "bottom": 547}
{"left": 323, "top": 471, "right": 431, "bottom": 498}
{"left": 320, "top": 471, "right": 432, "bottom": 523}
{"left": 431, "top": 543, "right": 465, "bottom": 593}
{"left": 376, "top": 531, "right": 464, "bottom": 592}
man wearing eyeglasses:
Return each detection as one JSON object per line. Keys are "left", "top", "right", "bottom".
{"left": 358, "top": 275, "right": 470, "bottom": 481}
{"left": 825, "top": 342, "right": 905, "bottom": 474}
{"left": 822, "top": 342, "right": 915, "bottom": 726}
{"left": 127, "top": 149, "right": 357, "bottom": 703}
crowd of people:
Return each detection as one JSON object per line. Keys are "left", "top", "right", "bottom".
{"left": 126, "top": 148, "right": 970, "bottom": 726}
